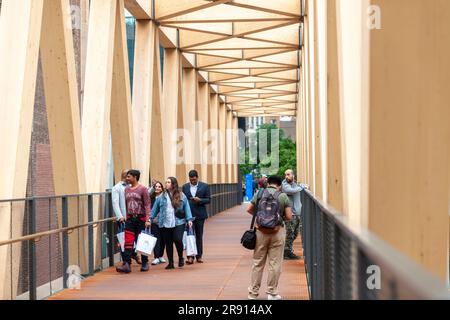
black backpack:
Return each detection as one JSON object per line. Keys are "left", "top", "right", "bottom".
{"left": 256, "top": 189, "right": 282, "bottom": 231}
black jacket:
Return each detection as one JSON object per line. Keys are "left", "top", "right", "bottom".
{"left": 182, "top": 182, "right": 211, "bottom": 220}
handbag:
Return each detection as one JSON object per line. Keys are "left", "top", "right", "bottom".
{"left": 186, "top": 226, "right": 198, "bottom": 257}
{"left": 116, "top": 222, "right": 125, "bottom": 252}
{"left": 135, "top": 228, "right": 157, "bottom": 257}
{"left": 240, "top": 189, "right": 264, "bottom": 250}
{"left": 182, "top": 230, "right": 187, "bottom": 250}
{"left": 168, "top": 192, "right": 186, "bottom": 219}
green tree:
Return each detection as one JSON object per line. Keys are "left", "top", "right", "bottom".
{"left": 239, "top": 123, "right": 297, "bottom": 178}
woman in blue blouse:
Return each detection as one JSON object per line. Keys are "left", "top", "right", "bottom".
{"left": 150, "top": 177, "right": 193, "bottom": 270}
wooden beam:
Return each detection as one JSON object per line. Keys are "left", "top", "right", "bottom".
{"left": 182, "top": 68, "right": 198, "bottom": 174}
{"left": 161, "top": 4, "right": 293, "bottom": 23}
{"left": 230, "top": 0, "right": 301, "bottom": 18}
{"left": 82, "top": 0, "right": 118, "bottom": 270}
{"left": 244, "top": 23, "right": 300, "bottom": 46}
{"left": 189, "top": 37, "right": 295, "bottom": 51}
{"left": 179, "top": 28, "right": 227, "bottom": 49}
{"left": 0, "top": 0, "right": 44, "bottom": 300}
{"left": 366, "top": 0, "right": 450, "bottom": 279}
{"left": 232, "top": 116, "right": 239, "bottom": 183}
{"left": 156, "top": 0, "right": 231, "bottom": 21}
{"left": 162, "top": 49, "right": 185, "bottom": 178}
{"left": 197, "top": 82, "right": 211, "bottom": 182}
{"left": 124, "top": 0, "right": 151, "bottom": 19}
{"left": 40, "top": 0, "right": 89, "bottom": 277}
{"left": 149, "top": 28, "right": 166, "bottom": 182}
{"left": 176, "top": 63, "right": 188, "bottom": 180}
{"left": 226, "top": 110, "right": 234, "bottom": 182}
{"left": 208, "top": 93, "right": 220, "bottom": 183}
{"left": 82, "top": 0, "right": 117, "bottom": 193}
{"left": 133, "top": 20, "right": 154, "bottom": 184}
{"left": 218, "top": 103, "right": 227, "bottom": 182}
{"left": 326, "top": 0, "right": 343, "bottom": 211}
{"left": 160, "top": 21, "right": 233, "bottom": 36}
{"left": 111, "top": 0, "right": 136, "bottom": 183}
{"left": 159, "top": 26, "right": 178, "bottom": 48}
{"left": 80, "top": 0, "right": 89, "bottom": 108}
{"left": 311, "top": 0, "right": 323, "bottom": 199}
{"left": 197, "top": 54, "right": 239, "bottom": 68}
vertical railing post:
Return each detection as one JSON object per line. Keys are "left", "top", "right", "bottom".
{"left": 28, "top": 198, "right": 37, "bottom": 300}
{"left": 212, "top": 185, "right": 216, "bottom": 216}
{"left": 310, "top": 201, "right": 317, "bottom": 299}
{"left": 315, "top": 205, "right": 324, "bottom": 300}
{"left": 106, "top": 191, "right": 115, "bottom": 267}
{"left": 87, "top": 194, "right": 94, "bottom": 276}
{"left": 304, "top": 192, "right": 313, "bottom": 298}
{"left": 62, "top": 197, "right": 69, "bottom": 289}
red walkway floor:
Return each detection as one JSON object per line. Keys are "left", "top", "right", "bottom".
{"left": 50, "top": 204, "right": 309, "bottom": 300}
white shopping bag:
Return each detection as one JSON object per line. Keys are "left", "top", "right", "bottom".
{"left": 116, "top": 223, "right": 125, "bottom": 252}
{"left": 186, "top": 227, "right": 198, "bottom": 257}
{"left": 135, "top": 229, "right": 157, "bottom": 257}
{"left": 182, "top": 231, "right": 187, "bottom": 250}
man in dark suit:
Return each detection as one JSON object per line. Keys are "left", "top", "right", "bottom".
{"left": 182, "top": 170, "right": 211, "bottom": 264}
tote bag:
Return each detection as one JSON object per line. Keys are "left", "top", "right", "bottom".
{"left": 186, "top": 226, "right": 198, "bottom": 257}
{"left": 116, "top": 222, "right": 125, "bottom": 252}
{"left": 135, "top": 229, "right": 157, "bottom": 257}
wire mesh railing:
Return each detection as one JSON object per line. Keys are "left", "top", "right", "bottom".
{"left": 301, "top": 189, "right": 450, "bottom": 300}
{"left": 0, "top": 183, "right": 241, "bottom": 300}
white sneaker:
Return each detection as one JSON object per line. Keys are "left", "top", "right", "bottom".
{"left": 151, "top": 258, "right": 161, "bottom": 265}
{"left": 248, "top": 293, "right": 258, "bottom": 300}
{"left": 267, "top": 294, "right": 282, "bottom": 300}
{"left": 159, "top": 257, "right": 167, "bottom": 263}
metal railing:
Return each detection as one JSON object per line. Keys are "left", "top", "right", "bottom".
{"left": 301, "top": 189, "right": 450, "bottom": 300}
{"left": 0, "top": 192, "right": 116, "bottom": 300}
{"left": 208, "top": 183, "right": 242, "bottom": 217}
{"left": 0, "top": 183, "right": 241, "bottom": 300}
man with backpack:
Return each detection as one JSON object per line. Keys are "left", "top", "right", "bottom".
{"left": 246, "top": 175, "right": 293, "bottom": 300}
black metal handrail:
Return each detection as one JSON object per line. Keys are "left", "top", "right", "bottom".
{"left": 0, "top": 183, "right": 241, "bottom": 300}
{"left": 301, "top": 189, "right": 450, "bottom": 300}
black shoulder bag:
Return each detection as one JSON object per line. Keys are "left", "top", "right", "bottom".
{"left": 240, "top": 189, "right": 264, "bottom": 250}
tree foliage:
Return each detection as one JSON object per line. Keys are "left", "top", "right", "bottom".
{"left": 239, "top": 123, "right": 297, "bottom": 178}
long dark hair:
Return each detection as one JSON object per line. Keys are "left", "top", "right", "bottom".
{"left": 167, "top": 177, "right": 182, "bottom": 208}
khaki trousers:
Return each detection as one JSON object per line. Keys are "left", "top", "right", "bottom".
{"left": 249, "top": 228, "right": 286, "bottom": 296}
